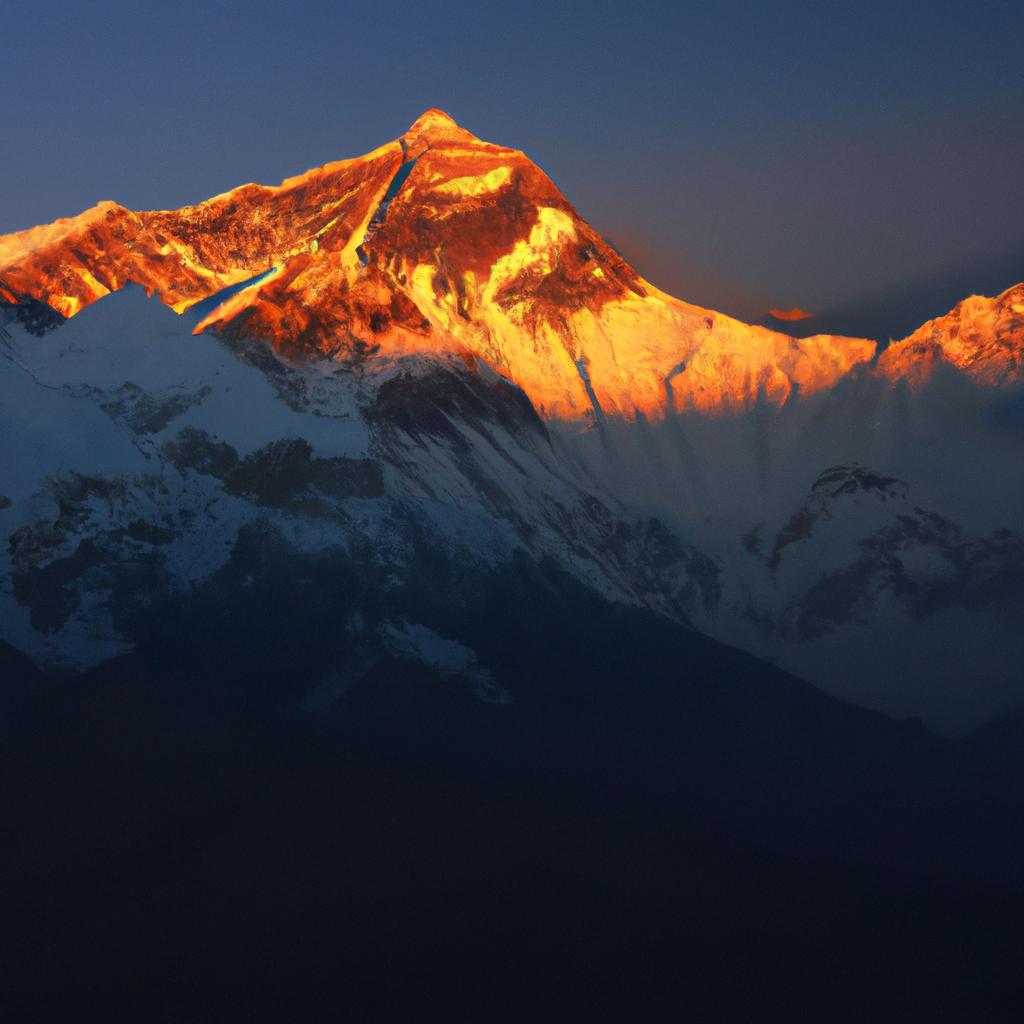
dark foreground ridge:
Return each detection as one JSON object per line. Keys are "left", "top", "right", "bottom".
{"left": 3, "top": 549, "right": 1024, "bottom": 1021}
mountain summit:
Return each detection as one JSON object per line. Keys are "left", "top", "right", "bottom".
{"left": 401, "top": 107, "right": 477, "bottom": 153}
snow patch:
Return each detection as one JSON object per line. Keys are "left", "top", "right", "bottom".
{"left": 381, "top": 621, "right": 512, "bottom": 705}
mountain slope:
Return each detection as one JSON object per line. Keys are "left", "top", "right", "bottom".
{"left": 6, "top": 564, "right": 1024, "bottom": 1020}
{"left": 0, "top": 143, "right": 401, "bottom": 317}
{"left": 0, "top": 286, "right": 719, "bottom": 672}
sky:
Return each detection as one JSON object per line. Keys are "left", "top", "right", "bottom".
{"left": 1, "top": 0, "right": 1022, "bottom": 337}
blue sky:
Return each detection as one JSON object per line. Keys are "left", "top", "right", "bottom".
{"left": 2, "top": 0, "right": 1022, "bottom": 334}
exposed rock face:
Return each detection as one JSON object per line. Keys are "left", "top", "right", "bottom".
{"left": 1, "top": 110, "right": 877, "bottom": 420}
{"left": 759, "top": 464, "right": 1024, "bottom": 637}
{"left": 0, "top": 145, "right": 402, "bottom": 317}
{"left": 877, "top": 283, "right": 1024, "bottom": 387}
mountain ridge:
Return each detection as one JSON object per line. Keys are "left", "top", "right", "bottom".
{"left": 4, "top": 109, "right": 1021, "bottom": 417}
{"left": 877, "top": 281, "right": 1024, "bottom": 387}
{"left": 10, "top": 108, "right": 989, "bottom": 421}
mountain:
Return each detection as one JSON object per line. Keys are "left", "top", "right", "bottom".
{"left": 2, "top": 109, "right": 879, "bottom": 420}
{"left": 5, "top": 110, "right": 1021, "bottom": 421}
{"left": 878, "top": 281, "right": 1024, "bottom": 386}
{"left": 728, "top": 462, "right": 1024, "bottom": 725}
{"left": 3, "top": 109, "right": 1024, "bottom": 1016}
{"left": 3, "top": 109, "right": 1024, "bottom": 730}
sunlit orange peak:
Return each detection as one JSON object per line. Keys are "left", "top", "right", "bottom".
{"left": 877, "top": 283, "right": 1024, "bottom": 388}
{"left": 400, "top": 108, "right": 478, "bottom": 154}
{"left": 409, "top": 108, "right": 459, "bottom": 130}
{"left": 6, "top": 110, "right": 1016, "bottom": 422}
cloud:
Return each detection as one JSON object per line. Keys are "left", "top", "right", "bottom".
{"left": 769, "top": 306, "right": 814, "bottom": 322}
